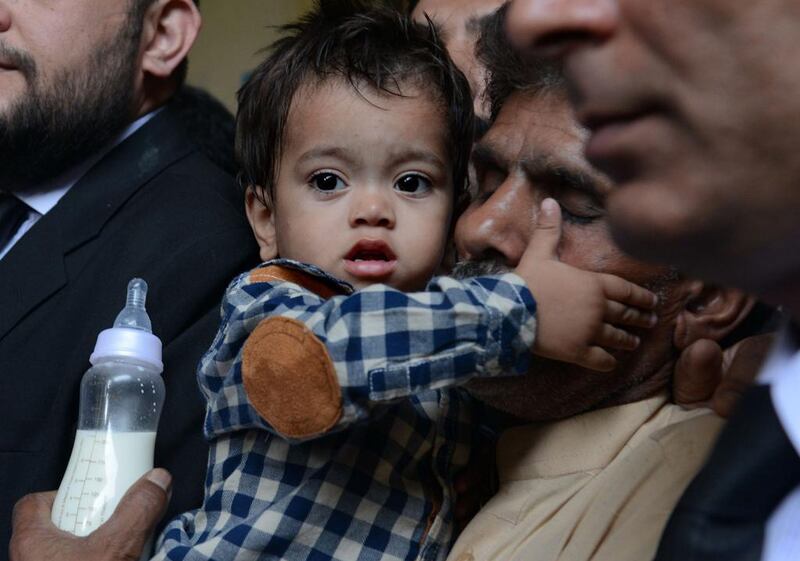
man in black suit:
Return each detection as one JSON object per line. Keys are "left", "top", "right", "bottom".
{"left": 0, "top": 0, "right": 258, "bottom": 557}
{"left": 501, "top": 1, "right": 800, "bottom": 560}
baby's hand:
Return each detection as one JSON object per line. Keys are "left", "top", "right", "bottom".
{"left": 514, "top": 198, "right": 659, "bottom": 372}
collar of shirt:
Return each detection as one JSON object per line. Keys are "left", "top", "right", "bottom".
{"left": 254, "top": 258, "right": 355, "bottom": 294}
{"left": 16, "top": 108, "right": 162, "bottom": 216}
{"left": 495, "top": 394, "right": 670, "bottom": 481}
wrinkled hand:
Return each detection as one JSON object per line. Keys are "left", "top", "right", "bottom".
{"left": 10, "top": 469, "right": 172, "bottom": 561}
{"left": 673, "top": 333, "right": 775, "bottom": 417}
{"left": 515, "top": 198, "right": 659, "bottom": 372}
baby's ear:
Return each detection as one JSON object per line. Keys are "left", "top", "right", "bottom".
{"left": 245, "top": 186, "right": 278, "bottom": 262}
{"left": 673, "top": 281, "right": 756, "bottom": 350}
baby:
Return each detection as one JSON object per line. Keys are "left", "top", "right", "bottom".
{"left": 156, "top": 2, "right": 657, "bottom": 560}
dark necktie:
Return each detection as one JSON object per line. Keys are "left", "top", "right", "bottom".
{"left": 655, "top": 383, "right": 800, "bottom": 561}
{"left": 0, "top": 191, "right": 29, "bottom": 251}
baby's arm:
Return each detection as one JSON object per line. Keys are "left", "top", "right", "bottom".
{"left": 515, "top": 198, "right": 659, "bottom": 372}
{"left": 202, "top": 262, "right": 537, "bottom": 442}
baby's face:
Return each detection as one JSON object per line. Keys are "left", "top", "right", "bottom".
{"left": 248, "top": 80, "right": 454, "bottom": 292}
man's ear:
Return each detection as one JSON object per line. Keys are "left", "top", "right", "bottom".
{"left": 245, "top": 187, "right": 279, "bottom": 262}
{"left": 139, "top": 0, "right": 201, "bottom": 79}
{"left": 673, "top": 281, "right": 756, "bottom": 350}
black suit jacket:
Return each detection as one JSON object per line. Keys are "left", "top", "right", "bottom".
{"left": 0, "top": 108, "right": 259, "bottom": 558}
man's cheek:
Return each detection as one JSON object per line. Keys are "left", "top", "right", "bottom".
{"left": 558, "top": 234, "right": 612, "bottom": 273}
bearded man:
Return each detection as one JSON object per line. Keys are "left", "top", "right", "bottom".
{"left": 445, "top": 8, "right": 771, "bottom": 560}
{"left": 505, "top": 0, "right": 800, "bottom": 558}
{"left": 0, "top": 0, "right": 258, "bottom": 557}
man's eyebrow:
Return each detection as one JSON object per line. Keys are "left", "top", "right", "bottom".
{"left": 520, "top": 154, "right": 604, "bottom": 200}
{"left": 471, "top": 141, "right": 506, "bottom": 170}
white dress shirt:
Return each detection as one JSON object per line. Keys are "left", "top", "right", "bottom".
{"left": 759, "top": 328, "right": 800, "bottom": 561}
{"left": 0, "top": 110, "right": 160, "bottom": 261}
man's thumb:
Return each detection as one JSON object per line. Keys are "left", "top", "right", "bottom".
{"left": 90, "top": 469, "right": 172, "bottom": 557}
{"left": 673, "top": 339, "right": 723, "bottom": 407}
{"left": 525, "top": 198, "right": 563, "bottom": 260}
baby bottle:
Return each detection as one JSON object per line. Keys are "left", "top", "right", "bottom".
{"left": 51, "top": 278, "right": 164, "bottom": 537}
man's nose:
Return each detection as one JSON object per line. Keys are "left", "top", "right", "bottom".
{"left": 349, "top": 187, "right": 396, "bottom": 229}
{"left": 506, "top": 0, "right": 619, "bottom": 58}
{"left": 454, "top": 180, "right": 535, "bottom": 268}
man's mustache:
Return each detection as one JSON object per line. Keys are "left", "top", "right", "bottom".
{"left": 0, "top": 41, "right": 37, "bottom": 80}
{"left": 451, "top": 259, "right": 512, "bottom": 279}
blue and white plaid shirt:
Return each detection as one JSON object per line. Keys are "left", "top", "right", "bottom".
{"left": 156, "top": 259, "right": 537, "bottom": 561}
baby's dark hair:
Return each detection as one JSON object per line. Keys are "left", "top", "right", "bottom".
{"left": 236, "top": 0, "right": 474, "bottom": 213}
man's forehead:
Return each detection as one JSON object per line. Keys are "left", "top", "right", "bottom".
{"left": 412, "top": 0, "right": 504, "bottom": 33}
{"left": 69, "top": 0, "right": 130, "bottom": 12}
{"left": 487, "top": 92, "right": 589, "bottom": 166}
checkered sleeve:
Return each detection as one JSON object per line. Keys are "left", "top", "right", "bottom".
{"left": 201, "top": 262, "right": 537, "bottom": 442}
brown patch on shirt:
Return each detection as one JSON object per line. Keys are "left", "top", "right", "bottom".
{"left": 242, "top": 316, "right": 343, "bottom": 439}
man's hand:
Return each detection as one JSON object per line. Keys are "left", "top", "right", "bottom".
{"left": 10, "top": 469, "right": 172, "bottom": 561}
{"left": 673, "top": 334, "right": 774, "bottom": 417}
{"left": 515, "top": 198, "right": 659, "bottom": 372}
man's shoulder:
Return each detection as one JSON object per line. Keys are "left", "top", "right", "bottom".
{"left": 117, "top": 111, "right": 243, "bottom": 218}
{"left": 646, "top": 404, "right": 724, "bottom": 466}
{"left": 447, "top": 402, "right": 724, "bottom": 561}
{"left": 82, "top": 114, "right": 250, "bottom": 246}
{"left": 135, "top": 149, "right": 244, "bottom": 223}
{"left": 48, "top": 111, "right": 259, "bottom": 325}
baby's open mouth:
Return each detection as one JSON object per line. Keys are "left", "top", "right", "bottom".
{"left": 351, "top": 251, "right": 390, "bottom": 261}
{"left": 344, "top": 240, "right": 397, "bottom": 279}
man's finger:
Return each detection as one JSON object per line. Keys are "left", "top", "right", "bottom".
{"left": 712, "top": 333, "right": 774, "bottom": 417}
{"left": 601, "top": 274, "right": 658, "bottom": 309}
{"left": 523, "top": 198, "right": 563, "bottom": 260}
{"left": 673, "top": 339, "right": 723, "bottom": 407}
{"left": 11, "top": 492, "right": 57, "bottom": 533}
{"left": 88, "top": 469, "right": 172, "bottom": 558}
{"left": 721, "top": 333, "right": 774, "bottom": 385}
{"left": 10, "top": 492, "right": 80, "bottom": 561}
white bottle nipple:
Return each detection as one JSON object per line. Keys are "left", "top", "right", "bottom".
{"left": 89, "top": 278, "right": 163, "bottom": 371}
{"left": 113, "top": 278, "right": 153, "bottom": 332}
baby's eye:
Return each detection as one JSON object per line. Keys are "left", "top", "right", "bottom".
{"left": 310, "top": 172, "right": 346, "bottom": 192}
{"left": 395, "top": 174, "right": 432, "bottom": 195}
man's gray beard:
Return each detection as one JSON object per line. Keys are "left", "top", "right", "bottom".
{"left": 451, "top": 258, "right": 512, "bottom": 279}
{"left": 0, "top": 26, "right": 140, "bottom": 191}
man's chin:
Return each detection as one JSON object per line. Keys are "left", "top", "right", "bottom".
{"left": 0, "top": 76, "right": 135, "bottom": 188}
{"left": 467, "top": 349, "right": 671, "bottom": 423}
{"left": 466, "top": 360, "right": 611, "bottom": 422}
{"left": 0, "top": 82, "right": 26, "bottom": 114}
